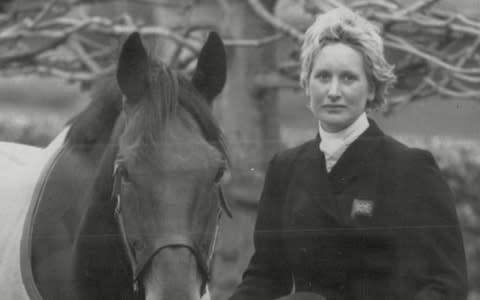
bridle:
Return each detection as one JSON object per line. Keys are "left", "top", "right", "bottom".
{"left": 111, "top": 161, "right": 228, "bottom": 297}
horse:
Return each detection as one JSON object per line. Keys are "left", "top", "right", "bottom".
{"left": 0, "top": 31, "right": 230, "bottom": 300}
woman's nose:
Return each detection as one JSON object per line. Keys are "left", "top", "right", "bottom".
{"left": 327, "top": 79, "right": 341, "bottom": 101}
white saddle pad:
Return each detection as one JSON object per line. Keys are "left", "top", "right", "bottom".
{"left": 0, "top": 129, "right": 68, "bottom": 299}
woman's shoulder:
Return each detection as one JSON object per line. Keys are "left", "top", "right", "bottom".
{"left": 381, "top": 134, "right": 437, "bottom": 171}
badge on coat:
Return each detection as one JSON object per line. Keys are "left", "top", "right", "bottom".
{"left": 351, "top": 198, "right": 374, "bottom": 218}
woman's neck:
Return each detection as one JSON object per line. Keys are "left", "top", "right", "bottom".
{"left": 319, "top": 113, "right": 369, "bottom": 141}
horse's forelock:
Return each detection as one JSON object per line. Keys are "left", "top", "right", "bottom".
{"left": 129, "top": 61, "right": 180, "bottom": 157}
{"left": 134, "top": 69, "right": 228, "bottom": 164}
{"left": 148, "top": 62, "right": 179, "bottom": 121}
{"left": 65, "top": 75, "right": 122, "bottom": 152}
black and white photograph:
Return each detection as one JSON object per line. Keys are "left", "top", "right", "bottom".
{"left": 0, "top": 0, "right": 479, "bottom": 299}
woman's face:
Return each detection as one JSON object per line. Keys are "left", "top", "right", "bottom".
{"left": 306, "top": 42, "right": 374, "bottom": 133}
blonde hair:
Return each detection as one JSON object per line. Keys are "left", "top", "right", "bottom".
{"left": 300, "top": 7, "right": 396, "bottom": 109}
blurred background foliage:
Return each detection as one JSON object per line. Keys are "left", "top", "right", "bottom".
{"left": 1, "top": 0, "right": 480, "bottom": 299}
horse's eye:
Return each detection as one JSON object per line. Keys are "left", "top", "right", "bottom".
{"left": 214, "top": 164, "right": 227, "bottom": 184}
{"left": 119, "top": 166, "right": 131, "bottom": 183}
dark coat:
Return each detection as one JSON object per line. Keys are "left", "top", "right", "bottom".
{"left": 229, "top": 121, "right": 467, "bottom": 300}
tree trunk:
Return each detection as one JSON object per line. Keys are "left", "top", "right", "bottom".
{"left": 210, "top": 1, "right": 281, "bottom": 300}
{"left": 218, "top": 0, "right": 281, "bottom": 170}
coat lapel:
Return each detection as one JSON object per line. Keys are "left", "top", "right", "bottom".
{"left": 287, "top": 137, "right": 338, "bottom": 227}
{"left": 286, "top": 120, "right": 385, "bottom": 229}
{"left": 327, "top": 119, "right": 384, "bottom": 195}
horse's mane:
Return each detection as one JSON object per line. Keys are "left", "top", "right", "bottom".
{"left": 65, "top": 75, "right": 122, "bottom": 152}
{"left": 64, "top": 72, "right": 227, "bottom": 160}
{"left": 177, "top": 75, "right": 228, "bottom": 161}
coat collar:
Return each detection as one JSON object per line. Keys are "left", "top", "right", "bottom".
{"left": 325, "top": 119, "right": 384, "bottom": 193}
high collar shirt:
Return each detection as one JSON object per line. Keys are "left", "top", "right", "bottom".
{"left": 318, "top": 113, "right": 370, "bottom": 173}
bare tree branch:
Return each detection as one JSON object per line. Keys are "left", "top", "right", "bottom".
{"left": 30, "top": 0, "right": 61, "bottom": 26}
{"left": 0, "top": 36, "right": 67, "bottom": 66}
{"left": 0, "top": 0, "right": 479, "bottom": 110}
{"left": 247, "top": 0, "right": 304, "bottom": 43}
{"left": 248, "top": 0, "right": 480, "bottom": 110}
{"left": 223, "top": 33, "right": 284, "bottom": 47}
{"left": 393, "top": 0, "right": 441, "bottom": 17}
{"left": 67, "top": 37, "right": 101, "bottom": 72}
{"left": 383, "top": 34, "right": 480, "bottom": 75}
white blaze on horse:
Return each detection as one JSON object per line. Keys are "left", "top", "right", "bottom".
{"left": 0, "top": 31, "right": 230, "bottom": 300}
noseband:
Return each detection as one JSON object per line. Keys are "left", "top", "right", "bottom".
{"left": 111, "top": 162, "right": 225, "bottom": 296}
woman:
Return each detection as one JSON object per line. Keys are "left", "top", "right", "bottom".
{"left": 228, "top": 7, "right": 467, "bottom": 300}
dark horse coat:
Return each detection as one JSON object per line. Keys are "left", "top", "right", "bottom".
{"left": 229, "top": 120, "right": 467, "bottom": 300}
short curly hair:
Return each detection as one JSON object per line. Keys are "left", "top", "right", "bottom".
{"left": 300, "top": 7, "right": 396, "bottom": 109}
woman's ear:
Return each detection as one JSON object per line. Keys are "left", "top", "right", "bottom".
{"left": 366, "top": 83, "right": 375, "bottom": 107}
{"left": 368, "top": 80, "right": 376, "bottom": 100}
{"left": 365, "top": 94, "right": 376, "bottom": 111}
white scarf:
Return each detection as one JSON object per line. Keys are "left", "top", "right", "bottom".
{"left": 318, "top": 113, "right": 369, "bottom": 173}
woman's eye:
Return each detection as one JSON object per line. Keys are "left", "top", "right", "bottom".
{"left": 342, "top": 73, "right": 357, "bottom": 83}
{"left": 315, "top": 72, "right": 331, "bottom": 82}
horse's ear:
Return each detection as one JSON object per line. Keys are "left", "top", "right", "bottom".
{"left": 192, "top": 32, "right": 227, "bottom": 105}
{"left": 116, "top": 32, "right": 148, "bottom": 105}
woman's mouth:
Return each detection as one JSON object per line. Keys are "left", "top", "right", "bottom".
{"left": 323, "top": 104, "right": 345, "bottom": 109}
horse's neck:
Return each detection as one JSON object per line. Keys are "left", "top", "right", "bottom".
{"left": 68, "top": 127, "right": 135, "bottom": 299}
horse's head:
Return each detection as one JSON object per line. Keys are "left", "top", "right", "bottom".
{"left": 113, "top": 32, "right": 229, "bottom": 300}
